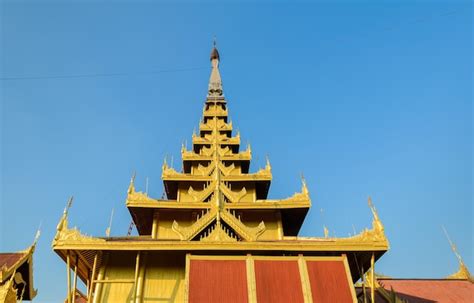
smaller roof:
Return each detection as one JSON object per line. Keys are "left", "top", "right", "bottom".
{"left": 0, "top": 244, "right": 38, "bottom": 301}
{"left": 378, "top": 279, "right": 473, "bottom": 303}
{"left": 0, "top": 253, "right": 26, "bottom": 273}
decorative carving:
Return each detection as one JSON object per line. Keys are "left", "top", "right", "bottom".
{"left": 201, "top": 146, "right": 214, "bottom": 156}
{"left": 443, "top": 226, "right": 473, "bottom": 281}
{"left": 368, "top": 197, "right": 384, "bottom": 235}
{"left": 172, "top": 208, "right": 216, "bottom": 240}
{"left": 220, "top": 210, "right": 265, "bottom": 241}
{"left": 126, "top": 178, "right": 153, "bottom": 204}
{"left": 0, "top": 272, "right": 17, "bottom": 302}
{"left": 161, "top": 160, "right": 180, "bottom": 178}
{"left": 53, "top": 197, "right": 105, "bottom": 245}
{"left": 254, "top": 164, "right": 272, "bottom": 178}
{"left": 203, "top": 106, "right": 227, "bottom": 117}
{"left": 342, "top": 198, "right": 387, "bottom": 243}
{"left": 218, "top": 162, "right": 235, "bottom": 176}
{"left": 201, "top": 222, "right": 237, "bottom": 242}
{"left": 187, "top": 182, "right": 215, "bottom": 202}
{"left": 220, "top": 183, "right": 247, "bottom": 203}
{"left": 286, "top": 178, "right": 310, "bottom": 202}
{"left": 447, "top": 264, "right": 473, "bottom": 281}
{"left": 55, "top": 228, "right": 106, "bottom": 244}
{"left": 218, "top": 146, "right": 231, "bottom": 157}
{"left": 196, "top": 163, "right": 214, "bottom": 176}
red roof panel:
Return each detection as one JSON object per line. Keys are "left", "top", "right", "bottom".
{"left": 0, "top": 253, "right": 26, "bottom": 270}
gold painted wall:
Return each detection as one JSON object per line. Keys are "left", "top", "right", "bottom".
{"left": 96, "top": 252, "right": 186, "bottom": 303}
{"left": 156, "top": 211, "right": 195, "bottom": 240}
{"left": 241, "top": 210, "right": 281, "bottom": 240}
{"left": 99, "top": 252, "right": 135, "bottom": 302}
{"left": 143, "top": 253, "right": 186, "bottom": 302}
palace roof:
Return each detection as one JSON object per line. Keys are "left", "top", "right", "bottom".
{"left": 52, "top": 42, "right": 390, "bottom": 302}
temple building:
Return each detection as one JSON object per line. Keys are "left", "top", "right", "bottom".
{"left": 52, "top": 43, "right": 396, "bottom": 303}
{"left": 0, "top": 234, "right": 38, "bottom": 303}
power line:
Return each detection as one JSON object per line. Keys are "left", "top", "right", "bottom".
{"left": 0, "top": 66, "right": 208, "bottom": 81}
{"left": 1, "top": 9, "right": 464, "bottom": 82}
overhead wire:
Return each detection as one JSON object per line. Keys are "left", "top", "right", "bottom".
{"left": 0, "top": 8, "right": 464, "bottom": 82}
{"left": 0, "top": 66, "right": 208, "bottom": 81}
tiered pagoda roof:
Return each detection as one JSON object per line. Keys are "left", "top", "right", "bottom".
{"left": 126, "top": 44, "right": 311, "bottom": 240}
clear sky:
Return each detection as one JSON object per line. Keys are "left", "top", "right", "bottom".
{"left": 1, "top": 0, "right": 472, "bottom": 302}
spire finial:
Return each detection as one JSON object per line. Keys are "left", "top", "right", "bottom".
{"left": 368, "top": 196, "right": 384, "bottom": 234}
{"left": 210, "top": 39, "right": 220, "bottom": 62}
{"left": 128, "top": 172, "right": 136, "bottom": 194}
{"left": 56, "top": 196, "right": 73, "bottom": 233}
{"left": 208, "top": 40, "right": 223, "bottom": 97}
{"left": 442, "top": 226, "right": 473, "bottom": 281}
{"left": 33, "top": 222, "right": 42, "bottom": 246}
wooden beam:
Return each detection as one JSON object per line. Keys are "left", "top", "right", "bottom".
{"left": 371, "top": 252, "right": 375, "bottom": 303}
{"left": 66, "top": 251, "right": 71, "bottom": 303}
{"left": 342, "top": 254, "right": 358, "bottom": 303}
{"left": 72, "top": 254, "right": 78, "bottom": 301}
{"left": 87, "top": 253, "right": 98, "bottom": 301}
{"left": 136, "top": 252, "right": 147, "bottom": 303}
{"left": 92, "top": 252, "right": 108, "bottom": 303}
{"left": 151, "top": 212, "right": 159, "bottom": 239}
{"left": 132, "top": 252, "right": 141, "bottom": 302}
{"left": 298, "top": 254, "right": 313, "bottom": 303}
{"left": 246, "top": 254, "right": 257, "bottom": 303}
{"left": 184, "top": 253, "right": 191, "bottom": 303}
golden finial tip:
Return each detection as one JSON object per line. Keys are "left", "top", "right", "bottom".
{"left": 64, "top": 196, "right": 74, "bottom": 214}
{"left": 33, "top": 228, "right": 41, "bottom": 245}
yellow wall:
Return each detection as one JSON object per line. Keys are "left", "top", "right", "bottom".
{"left": 96, "top": 252, "right": 186, "bottom": 303}
{"left": 143, "top": 253, "right": 186, "bottom": 302}
{"left": 99, "top": 252, "right": 135, "bottom": 302}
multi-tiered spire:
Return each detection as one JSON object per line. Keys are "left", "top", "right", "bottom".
{"left": 160, "top": 43, "right": 294, "bottom": 242}
{"left": 124, "top": 43, "right": 311, "bottom": 242}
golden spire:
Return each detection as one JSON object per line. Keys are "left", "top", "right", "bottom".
{"left": 323, "top": 226, "right": 329, "bottom": 238}
{"left": 127, "top": 172, "right": 136, "bottom": 194}
{"left": 368, "top": 196, "right": 384, "bottom": 234}
{"left": 56, "top": 196, "right": 73, "bottom": 232}
{"left": 265, "top": 156, "right": 272, "bottom": 172}
{"left": 301, "top": 175, "right": 309, "bottom": 196}
{"left": 442, "top": 226, "right": 473, "bottom": 281}
{"left": 105, "top": 208, "right": 114, "bottom": 237}
{"left": 208, "top": 38, "right": 223, "bottom": 97}
{"left": 32, "top": 225, "right": 41, "bottom": 248}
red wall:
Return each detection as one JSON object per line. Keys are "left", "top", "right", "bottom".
{"left": 188, "top": 259, "right": 248, "bottom": 303}
{"left": 254, "top": 260, "right": 305, "bottom": 303}
{"left": 188, "top": 257, "right": 354, "bottom": 303}
{"left": 306, "top": 260, "right": 353, "bottom": 303}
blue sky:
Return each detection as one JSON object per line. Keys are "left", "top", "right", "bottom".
{"left": 1, "top": 0, "right": 472, "bottom": 301}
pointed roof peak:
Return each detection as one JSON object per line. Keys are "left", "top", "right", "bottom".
{"left": 208, "top": 39, "right": 223, "bottom": 97}
{"left": 210, "top": 37, "right": 220, "bottom": 62}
